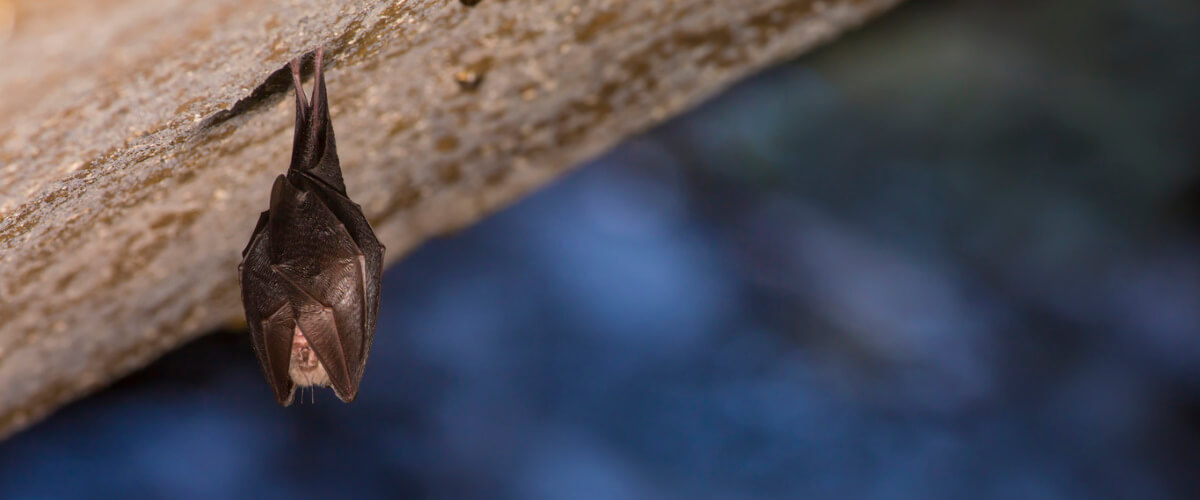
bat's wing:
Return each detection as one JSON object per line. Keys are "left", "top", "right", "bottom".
{"left": 287, "top": 47, "right": 346, "bottom": 195}
{"left": 295, "top": 172, "right": 385, "bottom": 382}
{"left": 238, "top": 205, "right": 299, "bottom": 406}
{"left": 240, "top": 211, "right": 269, "bottom": 258}
{"left": 267, "top": 175, "right": 368, "bottom": 402}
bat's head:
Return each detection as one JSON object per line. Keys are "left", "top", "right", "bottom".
{"left": 288, "top": 326, "right": 332, "bottom": 390}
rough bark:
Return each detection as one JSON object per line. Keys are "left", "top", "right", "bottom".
{"left": 0, "top": 0, "right": 902, "bottom": 438}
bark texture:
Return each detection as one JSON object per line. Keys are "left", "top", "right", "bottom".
{"left": 0, "top": 0, "right": 902, "bottom": 438}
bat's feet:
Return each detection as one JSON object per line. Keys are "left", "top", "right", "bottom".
{"left": 288, "top": 45, "right": 326, "bottom": 120}
{"left": 289, "top": 56, "right": 306, "bottom": 116}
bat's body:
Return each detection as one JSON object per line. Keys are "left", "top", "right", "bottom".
{"left": 238, "top": 47, "right": 385, "bottom": 406}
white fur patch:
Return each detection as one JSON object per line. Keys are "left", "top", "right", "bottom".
{"left": 288, "top": 326, "right": 331, "bottom": 388}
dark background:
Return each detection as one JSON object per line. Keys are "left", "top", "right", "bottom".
{"left": 3, "top": 1, "right": 1199, "bottom": 498}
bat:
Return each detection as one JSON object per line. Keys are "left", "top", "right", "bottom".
{"left": 238, "top": 46, "right": 385, "bottom": 406}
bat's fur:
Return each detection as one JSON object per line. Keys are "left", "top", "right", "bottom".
{"left": 238, "top": 46, "right": 385, "bottom": 406}
{"left": 288, "top": 327, "right": 332, "bottom": 389}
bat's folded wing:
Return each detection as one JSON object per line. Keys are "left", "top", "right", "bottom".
{"left": 267, "top": 175, "right": 369, "bottom": 402}
{"left": 295, "top": 173, "right": 385, "bottom": 381}
{"left": 238, "top": 202, "right": 299, "bottom": 406}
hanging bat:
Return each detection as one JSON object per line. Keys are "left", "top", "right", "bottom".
{"left": 238, "top": 46, "right": 385, "bottom": 406}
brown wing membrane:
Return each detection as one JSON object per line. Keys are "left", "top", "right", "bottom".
{"left": 294, "top": 172, "right": 385, "bottom": 381}
{"left": 238, "top": 204, "right": 299, "bottom": 405}
{"left": 241, "top": 211, "right": 270, "bottom": 258}
{"left": 266, "top": 175, "right": 368, "bottom": 402}
{"left": 259, "top": 305, "right": 298, "bottom": 405}
{"left": 240, "top": 45, "right": 383, "bottom": 406}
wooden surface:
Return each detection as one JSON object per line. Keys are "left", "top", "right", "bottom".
{"left": 0, "top": 0, "right": 902, "bottom": 438}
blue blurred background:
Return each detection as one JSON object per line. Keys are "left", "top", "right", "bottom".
{"left": 3, "top": 1, "right": 1200, "bottom": 498}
